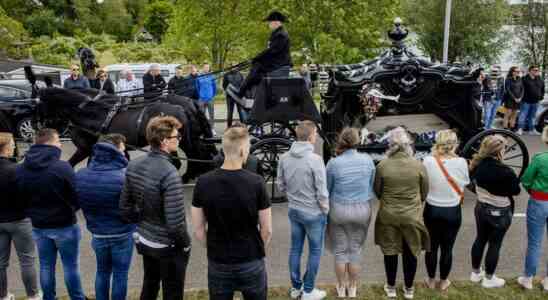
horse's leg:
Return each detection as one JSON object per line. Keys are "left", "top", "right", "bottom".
{"left": 69, "top": 147, "right": 91, "bottom": 167}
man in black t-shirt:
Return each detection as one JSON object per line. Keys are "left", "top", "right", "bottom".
{"left": 191, "top": 126, "right": 272, "bottom": 300}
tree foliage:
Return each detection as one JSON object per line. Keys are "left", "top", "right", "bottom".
{"left": 513, "top": 2, "right": 548, "bottom": 78}
{"left": 165, "top": 0, "right": 401, "bottom": 69}
{"left": 144, "top": 0, "right": 174, "bottom": 42}
{"left": 273, "top": 0, "right": 400, "bottom": 64}
{"left": 0, "top": 5, "right": 29, "bottom": 59}
{"left": 404, "top": 0, "right": 510, "bottom": 64}
{"left": 165, "top": 0, "right": 268, "bottom": 69}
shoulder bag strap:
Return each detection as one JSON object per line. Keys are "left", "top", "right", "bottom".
{"left": 434, "top": 156, "right": 464, "bottom": 204}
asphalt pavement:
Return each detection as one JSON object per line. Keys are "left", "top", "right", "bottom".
{"left": 7, "top": 115, "right": 548, "bottom": 298}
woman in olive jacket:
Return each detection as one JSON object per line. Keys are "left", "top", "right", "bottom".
{"left": 374, "top": 127, "right": 430, "bottom": 299}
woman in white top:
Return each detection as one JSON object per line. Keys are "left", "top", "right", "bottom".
{"left": 422, "top": 130, "right": 470, "bottom": 291}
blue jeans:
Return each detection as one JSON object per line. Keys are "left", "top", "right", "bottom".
{"left": 483, "top": 99, "right": 501, "bottom": 129}
{"left": 91, "top": 233, "right": 134, "bottom": 300}
{"left": 288, "top": 209, "right": 327, "bottom": 293}
{"left": 32, "top": 225, "right": 85, "bottom": 300}
{"left": 208, "top": 259, "right": 267, "bottom": 300}
{"left": 518, "top": 102, "right": 539, "bottom": 131}
{"left": 524, "top": 198, "right": 548, "bottom": 276}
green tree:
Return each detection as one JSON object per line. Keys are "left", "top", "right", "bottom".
{"left": 0, "top": 0, "right": 38, "bottom": 21}
{"left": 144, "top": 0, "right": 174, "bottom": 41}
{"left": 274, "top": 0, "right": 400, "bottom": 64}
{"left": 404, "top": 0, "right": 510, "bottom": 64}
{"left": 514, "top": 2, "right": 548, "bottom": 78}
{"left": 165, "top": 0, "right": 268, "bottom": 69}
{"left": 24, "top": 9, "right": 62, "bottom": 37}
{"left": 0, "top": 5, "right": 29, "bottom": 58}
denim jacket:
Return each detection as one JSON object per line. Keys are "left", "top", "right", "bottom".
{"left": 326, "top": 149, "right": 376, "bottom": 204}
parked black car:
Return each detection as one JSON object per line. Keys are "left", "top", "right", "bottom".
{"left": 0, "top": 80, "right": 67, "bottom": 141}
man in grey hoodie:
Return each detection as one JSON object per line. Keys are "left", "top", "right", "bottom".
{"left": 277, "top": 120, "right": 329, "bottom": 300}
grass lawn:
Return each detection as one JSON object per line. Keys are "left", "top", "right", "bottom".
{"left": 42, "top": 279, "right": 548, "bottom": 300}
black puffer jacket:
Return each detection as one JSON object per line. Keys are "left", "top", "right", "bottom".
{"left": 120, "top": 150, "right": 191, "bottom": 249}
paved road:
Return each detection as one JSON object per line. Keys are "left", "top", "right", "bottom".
{"left": 7, "top": 123, "right": 548, "bottom": 298}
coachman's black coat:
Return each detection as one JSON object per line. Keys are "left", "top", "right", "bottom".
{"left": 253, "top": 26, "right": 292, "bottom": 72}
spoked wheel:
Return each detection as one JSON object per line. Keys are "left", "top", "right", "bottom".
{"left": 250, "top": 137, "right": 292, "bottom": 203}
{"left": 248, "top": 121, "right": 296, "bottom": 140}
{"left": 461, "top": 129, "right": 529, "bottom": 178}
{"left": 16, "top": 117, "right": 35, "bottom": 142}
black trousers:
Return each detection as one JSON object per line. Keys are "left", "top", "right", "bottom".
{"left": 225, "top": 95, "right": 248, "bottom": 127}
{"left": 471, "top": 202, "right": 512, "bottom": 275}
{"left": 140, "top": 250, "right": 190, "bottom": 300}
{"left": 384, "top": 239, "right": 417, "bottom": 288}
{"left": 423, "top": 203, "right": 462, "bottom": 280}
{"left": 208, "top": 259, "right": 267, "bottom": 300}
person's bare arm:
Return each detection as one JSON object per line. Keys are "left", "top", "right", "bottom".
{"left": 258, "top": 208, "right": 272, "bottom": 249}
{"left": 191, "top": 206, "right": 207, "bottom": 247}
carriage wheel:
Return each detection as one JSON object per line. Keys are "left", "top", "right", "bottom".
{"left": 249, "top": 121, "right": 296, "bottom": 140}
{"left": 250, "top": 137, "right": 292, "bottom": 203}
{"left": 461, "top": 129, "right": 529, "bottom": 178}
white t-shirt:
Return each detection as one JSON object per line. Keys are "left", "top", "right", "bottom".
{"left": 423, "top": 156, "right": 471, "bottom": 207}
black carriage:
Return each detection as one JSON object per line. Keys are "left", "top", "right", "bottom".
{"left": 245, "top": 19, "right": 529, "bottom": 202}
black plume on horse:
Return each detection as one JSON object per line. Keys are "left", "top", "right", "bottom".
{"left": 35, "top": 87, "right": 218, "bottom": 182}
{"left": 78, "top": 47, "right": 100, "bottom": 77}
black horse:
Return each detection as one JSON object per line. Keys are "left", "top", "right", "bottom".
{"left": 32, "top": 85, "right": 218, "bottom": 182}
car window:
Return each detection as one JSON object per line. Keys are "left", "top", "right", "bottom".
{"left": 0, "top": 87, "right": 26, "bottom": 101}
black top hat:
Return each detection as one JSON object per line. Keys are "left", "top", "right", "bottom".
{"left": 264, "top": 11, "right": 287, "bottom": 22}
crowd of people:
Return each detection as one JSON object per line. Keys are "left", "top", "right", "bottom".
{"left": 0, "top": 117, "right": 547, "bottom": 300}
{"left": 61, "top": 63, "right": 220, "bottom": 135}
{"left": 479, "top": 64, "right": 545, "bottom": 134}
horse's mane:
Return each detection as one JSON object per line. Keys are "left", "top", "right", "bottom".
{"left": 40, "top": 88, "right": 122, "bottom": 125}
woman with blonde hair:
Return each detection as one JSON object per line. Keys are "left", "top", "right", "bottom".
{"left": 374, "top": 127, "right": 429, "bottom": 299}
{"left": 518, "top": 126, "right": 548, "bottom": 291}
{"left": 469, "top": 135, "right": 520, "bottom": 288}
{"left": 422, "top": 130, "right": 470, "bottom": 291}
{"left": 326, "top": 128, "right": 375, "bottom": 298}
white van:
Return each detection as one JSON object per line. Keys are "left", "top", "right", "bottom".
{"left": 105, "top": 63, "right": 181, "bottom": 83}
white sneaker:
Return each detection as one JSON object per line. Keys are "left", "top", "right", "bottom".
{"left": 28, "top": 291, "right": 42, "bottom": 300}
{"left": 403, "top": 287, "right": 414, "bottom": 299}
{"left": 301, "top": 288, "right": 326, "bottom": 300}
{"left": 530, "top": 130, "right": 542, "bottom": 136}
{"left": 336, "top": 284, "right": 347, "bottom": 298}
{"left": 347, "top": 285, "right": 357, "bottom": 298}
{"left": 1, "top": 293, "right": 15, "bottom": 300}
{"left": 482, "top": 275, "right": 505, "bottom": 288}
{"left": 517, "top": 276, "right": 533, "bottom": 290}
{"left": 289, "top": 287, "right": 303, "bottom": 299}
{"left": 383, "top": 284, "right": 397, "bottom": 298}
{"left": 470, "top": 270, "right": 485, "bottom": 283}
{"left": 517, "top": 128, "right": 523, "bottom": 135}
